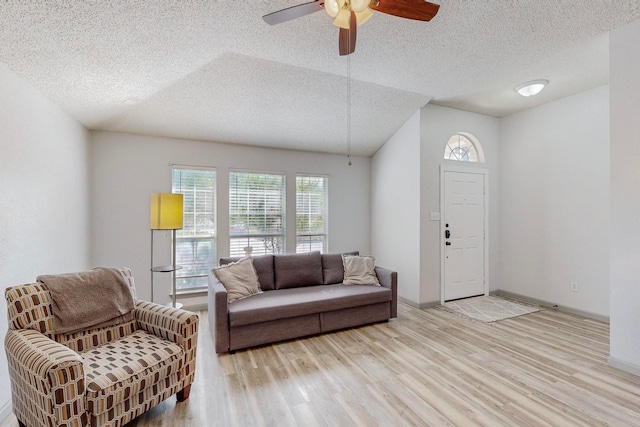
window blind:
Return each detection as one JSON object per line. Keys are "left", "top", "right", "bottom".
{"left": 229, "top": 171, "right": 285, "bottom": 257}
{"left": 296, "top": 174, "right": 328, "bottom": 253}
{"left": 172, "top": 168, "right": 216, "bottom": 290}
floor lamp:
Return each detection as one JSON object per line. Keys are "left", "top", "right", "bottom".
{"left": 150, "top": 193, "right": 184, "bottom": 308}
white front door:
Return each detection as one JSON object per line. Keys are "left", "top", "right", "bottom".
{"left": 441, "top": 167, "right": 488, "bottom": 302}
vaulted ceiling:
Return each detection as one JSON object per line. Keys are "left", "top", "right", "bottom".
{"left": 2, "top": 1, "right": 639, "bottom": 156}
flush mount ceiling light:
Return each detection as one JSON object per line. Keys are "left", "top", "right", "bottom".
{"left": 515, "top": 79, "right": 549, "bottom": 97}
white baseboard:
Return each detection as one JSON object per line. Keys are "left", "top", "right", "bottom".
{"left": 398, "top": 297, "right": 439, "bottom": 309}
{"left": 608, "top": 356, "right": 640, "bottom": 376}
{"left": 0, "top": 401, "right": 12, "bottom": 424}
{"left": 491, "top": 290, "right": 610, "bottom": 324}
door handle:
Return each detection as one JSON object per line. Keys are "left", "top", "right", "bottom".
{"left": 445, "top": 230, "right": 451, "bottom": 239}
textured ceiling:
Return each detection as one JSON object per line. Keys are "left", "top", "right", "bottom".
{"left": 1, "top": 1, "right": 639, "bottom": 156}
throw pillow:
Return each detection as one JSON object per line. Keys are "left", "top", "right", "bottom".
{"left": 321, "top": 251, "right": 359, "bottom": 284}
{"left": 274, "top": 251, "right": 323, "bottom": 289}
{"left": 219, "top": 254, "right": 275, "bottom": 290}
{"left": 212, "top": 257, "right": 263, "bottom": 303}
{"left": 342, "top": 255, "right": 380, "bottom": 286}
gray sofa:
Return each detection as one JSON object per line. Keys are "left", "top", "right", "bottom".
{"left": 208, "top": 251, "right": 397, "bottom": 353}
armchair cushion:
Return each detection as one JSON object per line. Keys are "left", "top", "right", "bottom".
{"left": 82, "top": 330, "right": 184, "bottom": 415}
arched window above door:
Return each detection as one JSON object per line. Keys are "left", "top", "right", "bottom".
{"left": 444, "top": 133, "right": 485, "bottom": 163}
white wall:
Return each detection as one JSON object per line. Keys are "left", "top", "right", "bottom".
{"left": 90, "top": 131, "right": 372, "bottom": 307}
{"left": 420, "top": 105, "right": 501, "bottom": 304}
{"left": 372, "top": 106, "right": 499, "bottom": 306}
{"left": 609, "top": 18, "right": 640, "bottom": 373}
{"left": 499, "top": 86, "right": 610, "bottom": 317}
{"left": 371, "top": 110, "right": 421, "bottom": 303}
{"left": 0, "top": 65, "right": 90, "bottom": 411}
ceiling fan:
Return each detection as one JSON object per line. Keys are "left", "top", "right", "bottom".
{"left": 263, "top": 0, "right": 440, "bottom": 56}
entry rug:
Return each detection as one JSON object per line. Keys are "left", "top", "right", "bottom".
{"left": 441, "top": 295, "right": 540, "bottom": 323}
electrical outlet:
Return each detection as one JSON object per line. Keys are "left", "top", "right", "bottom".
{"left": 571, "top": 282, "right": 579, "bottom": 292}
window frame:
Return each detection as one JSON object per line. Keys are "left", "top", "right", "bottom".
{"left": 172, "top": 166, "right": 217, "bottom": 292}
{"left": 443, "top": 132, "right": 485, "bottom": 163}
{"left": 228, "top": 169, "right": 286, "bottom": 257}
{"left": 296, "top": 174, "right": 329, "bottom": 254}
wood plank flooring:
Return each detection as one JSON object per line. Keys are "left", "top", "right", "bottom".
{"left": 3, "top": 303, "right": 640, "bottom": 426}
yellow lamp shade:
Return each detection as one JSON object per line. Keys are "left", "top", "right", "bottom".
{"left": 150, "top": 193, "right": 183, "bottom": 230}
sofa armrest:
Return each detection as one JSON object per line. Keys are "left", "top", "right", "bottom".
{"left": 375, "top": 266, "right": 398, "bottom": 318}
{"left": 135, "top": 301, "right": 199, "bottom": 383}
{"left": 5, "top": 329, "right": 87, "bottom": 426}
{"left": 208, "top": 274, "right": 230, "bottom": 353}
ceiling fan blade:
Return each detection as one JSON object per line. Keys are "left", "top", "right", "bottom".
{"left": 339, "top": 11, "right": 357, "bottom": 56}
{"left": 370, "top": 0, "right": 440, "bottom": 22}
{"left": 263, "top": 1, "right": 325, "bottom": 25}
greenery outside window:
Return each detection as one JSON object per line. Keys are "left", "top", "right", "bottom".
{"left": 229, "top": 171, "right": 285, "bottom": 257}
{"left": 296, "top": 175, "right": 328, "bottom": 253}
{"left": 172, "top": 168, "right": 216, "bottom": 290}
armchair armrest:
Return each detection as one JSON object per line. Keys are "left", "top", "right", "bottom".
{"left": 208, "top": 274, "right": 230, "bottom": 353}
{"left": 135, "top": 301, "right": 199, "bottom": 383}
{"left": 135, "top": 300, "right": 199, "bottom": 350}
{"left": 5, "top": 329, "right": 87, "bottom": 426}
{"left": 375, "top": 266, "right": 398, "bottom": 318}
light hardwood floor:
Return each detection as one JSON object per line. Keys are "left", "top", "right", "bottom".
{"left": 3, "top": 303, "right": 640, "bottom": 427}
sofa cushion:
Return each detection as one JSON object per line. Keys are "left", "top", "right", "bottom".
{"left": 81, "top": 329, "right": 184, "bottom": 415}
{"left": 274, "top": 251, "right": 323, "bottom": 289}
{"left": 228, "top": 284, "right": 391, "bottom": 327}
{"left": 343, "top": 255, "right": 381, "bottom": 286}
{"left": 213, "top": 257, "right": 263, "bottom": 303}
{"left": 321, "top": 251, "right": 359, "bottom": 284}
{"left": 219, "top": 255, "right": 275, "bottom": 291}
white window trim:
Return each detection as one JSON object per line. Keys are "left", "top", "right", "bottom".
{"left": 444, "top": 132, "right": 486, "bottom": 163}
{"left": 229, "top": 169, "right": 287, "bottom": 257}
{"left": 296, "top": 173, "right": 329, "bottom": 253}
{"left": 172, "top": 166, "right": 217, "bottom": 291}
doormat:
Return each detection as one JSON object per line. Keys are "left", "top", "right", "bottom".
{"left": 441, "top": 295, "right": 540, "bottom": 323}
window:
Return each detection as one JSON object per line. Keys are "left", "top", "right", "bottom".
{"left": 172, "top": 168, "right": 216, "bottom": 290}
{"left": 296, "top": 175, "right": 328, "bottom": 253}
{"left": 229, "top": 171, "right": 285, "bottom": 257}
{"left": 444, "top": 133, "right": 484, "bottom": 163}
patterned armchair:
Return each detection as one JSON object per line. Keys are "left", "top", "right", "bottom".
{"left": 4, "top": 268, "right": 199, "bottom": 427}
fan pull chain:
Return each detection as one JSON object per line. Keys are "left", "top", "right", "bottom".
{"left": 347, "top": 49, "right": 352, "bottom": 166}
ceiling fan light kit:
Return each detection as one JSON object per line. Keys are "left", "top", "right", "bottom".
{"left": 264, "top": 0, "right": 440, "bottom": 55}
{"left": 515, "top": 79, "right": 549, "bottom": 97}
{"left": 355, "top": 8, "right": 374, "bottom": 26}
{"left": 327, "top": 0, "right": 373, "bottom": 29}
{"left": 333, "top": 8, "right": 353, "bottom": 29}
{"left": 325, "top": 0, "right": 342, "bottom": 17}
{"left": 351, "top": 0, "right": 371, "bottom": 13}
